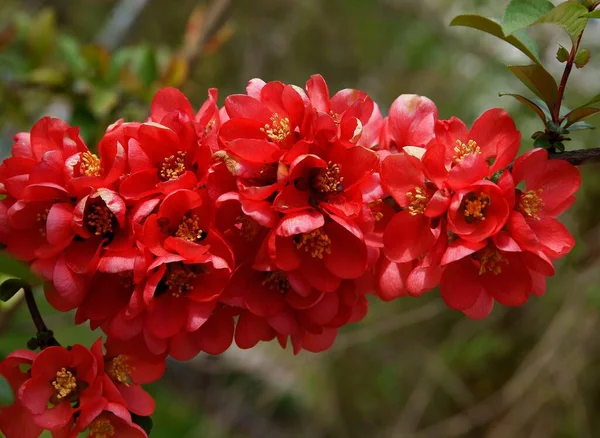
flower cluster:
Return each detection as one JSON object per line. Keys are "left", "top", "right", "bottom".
{"left": 0, "top": 339, "right": 164, "bottom": 437}
{"left": 377, "top": 105, "right": 580, "bottom": 318}
{"left": 0, "top": 75, "right": 580, "bottom": 373}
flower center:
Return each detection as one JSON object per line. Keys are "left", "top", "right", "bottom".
{"left": 166, "top": 269, "right": 196, "bottom": 297}
{"left": 368, "top": 199, "right": 384, "bottom": 221}
{"left": 37, "top": 208, "right": 49, "bottom": 236}
{"left": 260, "top": 113, "right": 290, "bottom": 143}
{"left": 80, "top": 151, "right": 102, "bottom": 177}
{"left": 406, "top": 187, "right": 429, "bottom": 215}
{"left": 87, "top": 204, "right": 115, "bottom": 237}
{"left": 235, "top": 215, "right": 260, "bottom": 241}
{"left": 106, "top": 355, "right": 134, "bottom": 386}
{"left": 176, "top": 214, "right": 207, "bottom": 242}
{"left": 295, "top": 229, "right": 332, "bottom": 259}
{"left": 462, "top": 192, "right": 490, "bottom": 221}
{"left": 453, "top": 139, "right": 481, "bottom": 163}
{"left": 262, "top": 271, "right": 291, "bottom": 294}
{"left": 518, "top": 189, "right": 544, "bottom": 220}
{"left": 52, "top": 368, "right": 77, "bottom": 400}
{"left": 312, "top": 162, "right": 344, "bottom": 194}
{"left": 477, "top": 248, "right": 508, "bottom": 275}
{"left": 160, "top": 151, "right": 187, "bottom": 181}
{"left": 89, "top": 418, "right": 115, "bottom": 438}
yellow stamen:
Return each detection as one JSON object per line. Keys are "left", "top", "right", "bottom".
{"left": 176, "top": 214, "right": 206, "bottom": 242}
{"left": 204, "top": 119, "right": 216, "bottom": 135}
{"left": 463, "top": 193, "right": 490, "bottom": 221}
{"left": 312, "top": 162, "right": 344, "bottom": 194}
{"left": 165, "top": 269, "right": 196, "bottom": 297}
{"left": 260, "top": 113, "right": 290, "bottom": 143}
{"left": 235, "top": 215, "right": 260, "bottom": 241}
{"left": 80, "top": 151, "right": 102, "bottom": 177}
{"left": 329, "top": 110, "right": 341, "bottom": 125}
{"left": 160, "top": 151, "right": 187, "bottom": 181}
{"left": 453, "top": 139, "right": 481, "bottom": 163}
{"left": 406, "top": 187, "right": 428, "bottom": 216}
{"left": 106, "top": 355, "right": 134, "bottom": 386}
{"left": 368, "top": 199, "right": 384, "bottom": 222}
{"left": 37, "top": 208, "right": 49, "bottom": 236}
{"left": 295, "top": 229, "right": 332, "bottom": 259}
{"left": 89, "top": 418, "right": 115, "bottom": 438}
{"left": 87, "top": 204, "right": 114, "bottom": 236}
{"left": 262, "top": 271, "right": 291, "bottom": 293}
{"left": 518, "top": 189, "right": 544, "bottom": 220}
{"left": 478, "top": 248, "right": 508, "bottom": 275}
{"left": 52, "top": 368, "right": 77, "bottom": 400}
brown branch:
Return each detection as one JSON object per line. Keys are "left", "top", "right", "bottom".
{"left": 549, "top": 148, "right": 600, "bottom": 166}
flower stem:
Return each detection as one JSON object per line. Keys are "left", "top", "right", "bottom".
{"left": 554, "top": 32, "right": 584, "bottom": 124}
{"left": 23, "top": 286, "right": 60, "bottom": 347}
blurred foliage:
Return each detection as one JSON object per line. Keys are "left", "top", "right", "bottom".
{"left": 0, "top": 1, "right": 600, "bottom": 437}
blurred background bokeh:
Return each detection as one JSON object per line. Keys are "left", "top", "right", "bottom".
{"left": 1, "top": 1, "right": 600, "bottom": 437}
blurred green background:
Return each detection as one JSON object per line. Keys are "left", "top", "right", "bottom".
{"left": 1, "top": 1, "right": 600, "bottom": 437}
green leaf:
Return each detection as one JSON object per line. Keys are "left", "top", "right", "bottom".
{"left": 450, "top": 15, "right": 542, "bottom": 64}
{"left": 0, "top": 252, "right": 38, "bottom": 284}
{"left": 533, "top": 135, "right": 552, "bottom": 149}
{"left": 569, "top": 121, "right": 596, "bottom": 131}
{"left": 135, "top": 46, "right": 158, "bottom": 88}
{"left": 580, "top": 92, "right": 600, "bottom": 108}
{"left": 57, "top": 35, "right": 87, "bottom": 76}
{"left": 28, "top": 67, "right": 66, "bottom": 86}
{"left": 565, "top": 107, "right": 600, "bottom": 127}
{"left": 588, "top": 10, "right": 600, "bottom": 19}
{"left": 26, "top": 8, "right": 56, "bottom": 61}
{"left": 0, "top": 278, "right": 28, "bottom": 302}
{"left": 502, "top": 0, "right": 555, "bottom": 36}
{"left": 556, "top": 45, "right": 569, "bottom": 63}
{"left": 575, "top": 49, "right": 591, "bottom": 68}
{"left": 535, "top": 2, "right": 589, "bottom": 40}
{"left": 0, "top": 375, "right": 14, "bottom": 407}
{"left": 507, "top": 65, "right": 558, "bottom": 112}
{"left": 499, "top": 93, "right": 547, "bottom": 125}
{"left": 131, "top": 414, "right": 153, "bottom": 436}
{"left": 88, "top": 87, "right": 119, "bottom": 118}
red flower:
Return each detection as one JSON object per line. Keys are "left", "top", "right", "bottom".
{"left": 214, "top": 191, "right": 277, "bottom": 264}
{"left": 98, "top": 338, "right": 164, "bottom": 417}
{"left": 378, "top": 94, "right": 438, "bottom": 152}
{"left": 447, "top": 180, "right": 511, "bottom": 243}
{"left": 0, "top": 118, "right": 92, "bottom": 203}
{"left": 0, "top": 350, "right": 42, "bottom": 438}
{"left": 265, "top": 210, "right": 369, "bottom": 291}
{"left": 440, "top": 234, "right": 553, "bottom": 319}
{"left": 224, "top": 263, "right": 367, "bottom": 353}
{"left": 119, "top": 89, "right": 208, "bottom": 200}
{"left": 273, "top": 145, "right": 379, "bottom": 218}
{"left": 381, "top": 152, "right": 449, "bottom": 263}
{"left": 508, "top": 148, "right": 580, "bottom": 257}
{"left": 141, "top": 189, "right": 233, "bottom": 268}
{"left": 305, "top": 74, "right": 376, "bottom": 146}
{"left": 425, "top": 109, "right": 520, "bottom": 184}
{"left": 71, "top": 399, "right": 147, "bottom": 438}
{"left": 18, "top": 344, "right": 101, "bottom": 431}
